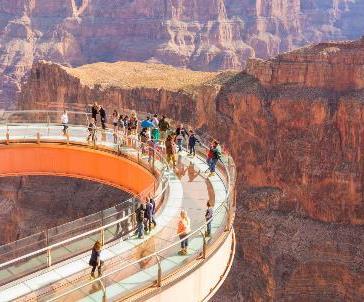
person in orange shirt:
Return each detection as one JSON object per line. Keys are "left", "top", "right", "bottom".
{"left": 177, "top": 210, "right": 191, "bottom": 255}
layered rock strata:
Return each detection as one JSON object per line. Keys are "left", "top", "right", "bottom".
{"left": 1, "top": 0, "right": 364, "bottom": 106}
{"left": 18, "top": 40, "right": 364, "bottom": 301}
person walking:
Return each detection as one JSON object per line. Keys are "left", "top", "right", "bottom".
{"left": 99, "top": 105, "right": 106, "bottom": 130}
{"left": 88, "top": 241, "right": 103, "bottom": 279}
{"left": 135, "top": 203, "right": 145, "bottom": 239}
{"left": 165, "top": 134, "right": 176, "bottom": 169}
{"left": 177, "top": 210, "right": 191, "bottom": 255}
{"left": 207, "top": 140, "right": 221, "bottom": 176}
{"left": 144, "top": 198, "right": 154, "bottom": 234}
{"left": 61, "top": 110, "right": 69, "bottom": 135}
{"left": 188, "top": 130, "right": 199, "bottom": 156}
{"left": 205, "top": 202, "right": 213, "bottom": 237}
{"left": 87, "top": 118, "right": 97, "bottom": 143}
{"left": 91, "top": 102, "right": 99, "bottom": 124}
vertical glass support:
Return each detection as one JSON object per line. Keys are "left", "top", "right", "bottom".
{"left": 155, "top": 254, "right": 162, "bottom": 287}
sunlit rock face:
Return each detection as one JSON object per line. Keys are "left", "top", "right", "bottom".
{"left": 18, "top": 38, "right": 364, "bottom": 300}
{"left": 0, "top": 175, "right": 131, "bottom": 245}
{"left": 1, "top": 0, "right": 364, "bottom": 107}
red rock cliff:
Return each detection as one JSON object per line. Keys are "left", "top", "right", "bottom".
{"left": 1, "top": 0, "right": 364, "bottom": 107}
{"left": 18, "top": 40, "right": 364, "bottom": 300}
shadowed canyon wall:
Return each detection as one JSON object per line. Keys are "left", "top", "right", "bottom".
{"left": 1, "top": 0, "right": 364, "bottom": 107}
{"left": 18, "top": 39, "right": 364, "bottom": 301}
{"left": 0, "top": 175, "right": 131, "bottom": 244}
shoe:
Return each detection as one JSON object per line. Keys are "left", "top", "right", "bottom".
{"left": 178, "top": 250, "right": 184, "bottom": 256}
{"left": 90, "top": 273, "right": 95, "bottom": 279}
{"left": 138, "top": 236, "right": 145, "bottom": 239}
{"left": 182, "top": 249, "right": 188, "bottom": 255}
{"left": 208, "top": 172, "right": 216, "bottom": 177}
{"left": 205, "top": 231, "right": 211, "bottom": 237}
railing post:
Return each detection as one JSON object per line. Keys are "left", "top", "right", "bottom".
{"left": 6, "top": 130, "right": 9, "bottom": 144}
{"left": 155, "top": 255, "right": 162, "bottom": 287}
{"left": 199, "top": 230, "right": 207, "bottom": 259}
{"left": 45, "top": 229, "right": 52, "bottom": 267}
{"left": 100, "top": 213, "right": 105, "bottom": 246}
{"left": 36, "top": 132, "right": 40, "bottom": 144}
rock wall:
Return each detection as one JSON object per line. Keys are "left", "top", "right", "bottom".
{"left": 1, "top": 0, "right": 364, "bottom": 107}
{"left": 18, "top": 44, "right": 364, "bottom": 300}
{"left": 0, "top": 175, "right": 131, "bottom": 244}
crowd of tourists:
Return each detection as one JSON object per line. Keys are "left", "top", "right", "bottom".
{"left": 60, "top": 106, "right": 222, "bottom": 278}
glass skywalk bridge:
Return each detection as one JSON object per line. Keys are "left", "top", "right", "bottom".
{"left": 0, "top": 111, "right": 236, "bottom": 302}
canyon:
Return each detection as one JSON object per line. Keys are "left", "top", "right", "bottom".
{"left": 1, "top": 0, "right": 364, "bottom": 107}
{"left": 18, "top": 38, "right": 364, "bottom": 301}
{"left": 0, "top": 175, "right": 131, "bottom": 245}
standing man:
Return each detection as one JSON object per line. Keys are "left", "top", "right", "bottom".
{"left": 91, "top": 102, "right": 99, "bottom": 124}
{"left": 135, "top": 203, "right": 145, "bottom": 239}
{"left": 99, "top": 105, "right": 106, "bottom": 130}
{"left": 61, "top": 110, "right": 69, "bottom": 135}
{"left": 207, "top": 140, "right": 221, "bottom": 176}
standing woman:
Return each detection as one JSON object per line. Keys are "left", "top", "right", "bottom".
{"left": 112, "top": 110, "right": 119, "bottom": 132}
{"left": 177, "top": 210, "right": 191, "bottom": 255}
{"left": 91, "top": 102, "right": 99, "bottom": 124}
{"left": 89, "top": 241, "right": 103, "bottom": 278}
{"left": 61, "top": 110, "right": 68, "bottom": 135}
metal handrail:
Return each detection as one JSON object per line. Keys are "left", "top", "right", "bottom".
{"left": 0, "top": 121, "right": 170, "bottom": 273}
{"left": 0, "top": 110, "right": 236, "bottom": 301}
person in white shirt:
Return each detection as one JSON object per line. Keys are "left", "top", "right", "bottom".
{"left": 61, "top": 110, "right": 69, "bottom": 135}
{"left": 152, "top": 113, "right": 159, "bottom": 127}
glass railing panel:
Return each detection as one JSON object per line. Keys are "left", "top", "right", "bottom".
{"left": 50, "top": 232, "right": 101, "bottom": 265}
{"left": 0, "top": 251, "right": 48, "bottom": 286}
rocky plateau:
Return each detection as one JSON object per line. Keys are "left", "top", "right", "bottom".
{"left": 18, "top": 38, "right": 364, "bottom": 301}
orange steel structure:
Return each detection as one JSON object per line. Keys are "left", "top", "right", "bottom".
{"left": 0, "top": 143, "right": 155, "bottom": 194}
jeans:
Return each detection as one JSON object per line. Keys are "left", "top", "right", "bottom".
{"left": 177, "top": 140, "right": 183, "bottom": 152}
{"left": 136, "top": 221, "right": 144, "bottom": 238}
{"left": 189, "top": 144, "right": 195, "bottom": 155}
{"left": 207, "top": 158, "right": 218, "bottom": 173}
{"left": 62, "top": 124, "right": 68, "bottom": 135}
{"left": 91, "top": 260, "right": 103, "bottom": 276}
{"left": 206, "top": 221, "right": 211, "bottom": 236}
{"left": 179, "top": 234, "right": 189, "bottom": 249}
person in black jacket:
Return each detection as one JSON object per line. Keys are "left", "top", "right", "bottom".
{"left": 134, "top": 204, "right": 145, "bottom": 239}
{"left": 188, "top": 130, "right": 199, "bottom": 156}
{"left": 89, "top": 241, "right": 103, "bottom": 278}
{"left": 99, "top": 105, "right": 106, "bottom": 130}
{"left": 91, "top": 102, "right": 99, "bottom": 124}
